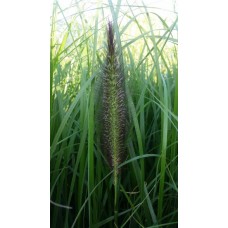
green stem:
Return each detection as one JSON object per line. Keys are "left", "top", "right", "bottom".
{"left": 114, "top": 176, "right": 119, "bottom": 227}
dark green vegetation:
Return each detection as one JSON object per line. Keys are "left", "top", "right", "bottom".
{"left": 50, "top": 0, "right": 178, "bottom": 227}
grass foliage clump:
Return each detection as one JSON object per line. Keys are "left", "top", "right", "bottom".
{"left": 50, "top": 0, "right": 178, "bottom": 227}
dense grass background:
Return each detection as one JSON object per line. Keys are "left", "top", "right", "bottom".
{"left": 50, "top": 0, "right": 178, "bottom": 227}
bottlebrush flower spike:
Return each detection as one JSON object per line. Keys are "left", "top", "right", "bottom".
{"left": 101, "top": 21, "right": 127, "bottom": 185}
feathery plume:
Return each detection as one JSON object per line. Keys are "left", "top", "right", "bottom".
{"left": 101, "top": 21, "right": 127, "bottom": 185}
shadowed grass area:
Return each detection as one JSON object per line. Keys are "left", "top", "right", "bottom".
{"left": 50, "top": 0, "right": 178, "bottom": 227}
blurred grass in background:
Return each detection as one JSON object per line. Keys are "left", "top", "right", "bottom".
{"left": 50, "top": 0, "right": 178, "bottom": 227}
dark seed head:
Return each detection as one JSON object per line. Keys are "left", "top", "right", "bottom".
{"left": 100, "top": 21, "right": 128, "bottom": 171}
{"left": 107, "top": 21, "right": 115, "bottom": 57}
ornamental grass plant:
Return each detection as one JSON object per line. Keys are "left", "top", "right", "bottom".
{"left": 50, "top": 0, "right": 178, "bottom": 227}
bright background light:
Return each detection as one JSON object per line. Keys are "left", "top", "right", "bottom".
{"left": 55, "top": 0, "right": 178, "bottom": 29}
